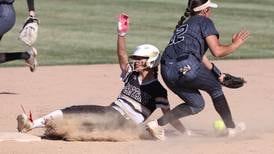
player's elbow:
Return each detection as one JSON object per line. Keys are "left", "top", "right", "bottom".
{"left": 210, "top": 48, "right": 226, "bottom": 58}
{"left": 212, "top": 52, "right": 224, "bottom": 58}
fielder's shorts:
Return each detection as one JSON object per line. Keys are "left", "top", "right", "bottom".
{"left": 161, "top": 54, "right": 224, "bottom": 113}
{"left": 0, "top": 4, "right": 15, "bottom": 40}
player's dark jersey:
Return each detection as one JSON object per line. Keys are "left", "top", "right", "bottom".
{"left": 111, "top": 65, "right": 169, "bottom": 124}
{"left": 162, "top": 15, "right": 219, "bottom": 61}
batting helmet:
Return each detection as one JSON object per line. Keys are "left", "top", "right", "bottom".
{"left": 129, "top": 44, "right": 161, "bottom": 68}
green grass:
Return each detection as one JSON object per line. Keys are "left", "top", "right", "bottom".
{"left": 1, "top": 0, "right": 273, "bottom": 67}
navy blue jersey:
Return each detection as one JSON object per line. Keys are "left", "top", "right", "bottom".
{"left": 112, "top": 65, "right": 169, "bottom": 124}
{"left": 162, "top": 15, "right": 219, "bottom": 61}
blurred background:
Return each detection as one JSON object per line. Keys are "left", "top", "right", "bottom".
{"left": 1, "top": 0, "right": 273, "bottom": 67}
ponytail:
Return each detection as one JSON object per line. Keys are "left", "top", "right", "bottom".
{"left": 174, "top": 0, "right": 206, "bottom": 31}
{"left": 174, "top": 8, "right": 191, "bottom": 30}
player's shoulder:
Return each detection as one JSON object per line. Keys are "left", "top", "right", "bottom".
{"left": 149, "top": 80, "right": 167, "bottom": 92}
{"left": 120, "top": 64, "right": 136, "bottom": 81}
{"left": 190, "top": 15, "right": 213, "bottom": 23}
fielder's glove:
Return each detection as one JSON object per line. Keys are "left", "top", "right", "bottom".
{"left": 117, "top": 13, "right": 129, "bottom": 36}
{"left": 221, "top": 73, "right": 246, "bottom": 89}
{"left": 19, "top": 15, "right": 39, "bottom": 46}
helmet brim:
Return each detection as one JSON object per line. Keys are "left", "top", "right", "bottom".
{"left": 129, "top": 55, "right": 149, "bottom": 60}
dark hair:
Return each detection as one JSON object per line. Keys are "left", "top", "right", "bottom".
{"left": 153, "top": 67, "right": 158, "bottom": 79}
{"left": 175, "top": 0, "right": 208, "bottom": 29}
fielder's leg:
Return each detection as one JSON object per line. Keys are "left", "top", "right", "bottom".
{"left": 0, "top": 52, "right": 30, "bottom": 63}
{"left": 0, "top": 47, "right": 38, "bottom": 72}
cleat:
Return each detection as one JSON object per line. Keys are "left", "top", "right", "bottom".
{"left": 25, "top": 47, "right": 37, "bottom": 72}
{"left": 227, "top": 122, "right": 246, "bottom": 137}
{"left": 146, "top": 120, "right": 165, "bottom": 140}
{"left": 17, "top": 113, "right": 33, "bottom": 133}
{"left": 184, "top": 130, "right": 193, "bottom": 136}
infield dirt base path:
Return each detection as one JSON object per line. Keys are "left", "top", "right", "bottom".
{"left": 0, "top": 59, "right": 273, "bottom": 154}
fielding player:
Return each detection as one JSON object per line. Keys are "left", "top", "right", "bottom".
{"left": 146, "top": 0, "right": 249, "bottom": 140}
{"left": 0, "top": 0, "right": 37, "bottom": 72}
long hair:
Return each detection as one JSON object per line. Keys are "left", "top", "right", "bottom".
{"left": 174, "top": 0, "right": 208, "bottom": 30}
{"left": 153, "top": 67, "right": 158, "bottom": 79}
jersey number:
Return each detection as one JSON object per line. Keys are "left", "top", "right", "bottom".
{"left": 168, "top": 24, "right": 188, "bottom": 46}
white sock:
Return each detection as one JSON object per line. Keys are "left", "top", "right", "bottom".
{"left": 32, "top": 110, "right": 63, "bottom": 128}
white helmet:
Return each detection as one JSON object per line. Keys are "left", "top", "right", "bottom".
{"left": 129, "top": 44, "right": 161, "bottom": 68}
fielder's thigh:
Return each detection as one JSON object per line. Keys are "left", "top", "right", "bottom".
{"left": 173, "top": 87, "right": 205, "bottom": 114}
{"left": 0, "top": 4, "right": 15, "bottom": 38}
{"left": 193, "top": 66, "right": 224, "bottom": 99}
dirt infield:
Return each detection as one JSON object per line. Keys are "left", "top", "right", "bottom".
{"left": 0, "top": 59, "right": 273, "bottom": 154}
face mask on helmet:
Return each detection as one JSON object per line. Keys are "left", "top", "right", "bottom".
{"left": 129, "top": 44, "right": 161, "bottom": 68}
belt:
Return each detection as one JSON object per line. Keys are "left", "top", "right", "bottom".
{"left": 161, "top": 54, "right": 189, "bottom": 65}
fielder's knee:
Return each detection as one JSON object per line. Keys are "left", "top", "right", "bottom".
{"left": 188, "top": 102, "right": 205, "bottom": 114}
{"left": 209, "top": 89, "right": 224, "bottom": 100}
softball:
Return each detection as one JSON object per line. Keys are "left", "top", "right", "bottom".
{"left": 213, "top": 119, "right": 226, "bottom": 134}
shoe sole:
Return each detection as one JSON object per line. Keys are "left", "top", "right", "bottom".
{"left": 17, "top": 115, "right": 32, "bottom": 133}
{"left": 29, "top": 47, "right": 38, "bottom": 72}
